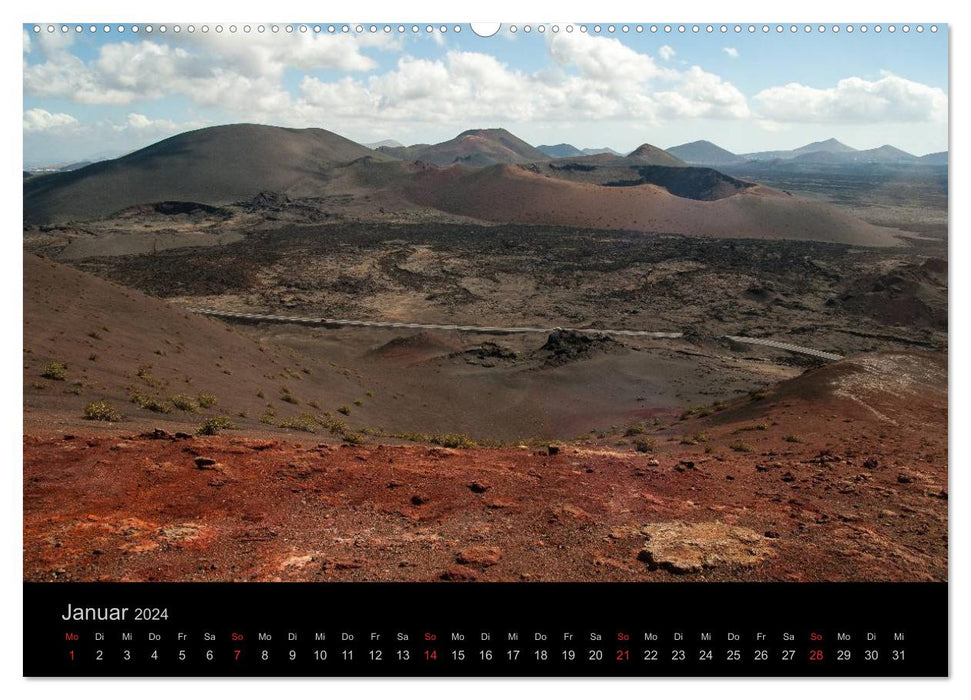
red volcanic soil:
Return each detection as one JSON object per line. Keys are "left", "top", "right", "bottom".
{"left": 24, "top": 352, "right": 947, "bottom": 583}
{"left": 406, "top": 164, "right": 903, "bottom": 246}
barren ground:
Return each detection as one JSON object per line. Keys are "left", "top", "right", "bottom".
{"left": 23, "top": 164, "right": 948, "bottom": 583}
{"left": 24, "top": 352, "right": 947, "bottom": 583}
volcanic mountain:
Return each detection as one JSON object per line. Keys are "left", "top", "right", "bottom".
{"left": 625, "top": 143, "right": 686, "bottom": 166}
{"left": 23, "top": 123, "right": 395, "bottom": 224}
{"left": 582, "top": 147, "right": 622, "bottom": 156}
{"left": 743, "top": 138, "right": 858, "bottom": 161}
{"left": 364, "top": 139, "right": 404, "bottom": 149}
{"left": 405, "top": 162, "right": 902, "bottom": 246}
{"left": 666, "top": 140, "right": 746, "bottom": 166}
{"left": 379, "top": 128, "right": 550, "bottom": 166}
{"left": 537, "top": 143, "right": 586, "bottom": 158}
{"left": 794, "top": 144, "right": 918, "bottom": 164}
{"left": 538, "top": 143, "right": 685, "bottom": 169}
{"left": 919, "top": 151, "right": 948, "bottom": 165}
{"left": 534, "top": 142, "right": 686, "bottom": 174}
{"left": 24, "top": 123, "right": 906, "bottom": 246}
{"left": 793, "top": 137, "right": 858, "bottom": 155}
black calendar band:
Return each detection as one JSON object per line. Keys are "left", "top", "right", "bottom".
{"left": 24, "top": 581, "right": 947, "bottom": 677}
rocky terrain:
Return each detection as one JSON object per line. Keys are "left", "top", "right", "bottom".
{"left": 51, "top": 223, "right": 946, "bottom": 359}
{"left": 24, "top": 352, "right": 947, "bottom": 583}
{"left": 23, "top": 122, "right": 948, "bottom": 584}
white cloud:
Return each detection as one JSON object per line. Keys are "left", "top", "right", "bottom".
{"left": 23, "top": 108, "right": 79, "bottom": 133}
{"left": 723, "top": 47, "right": 739, "bottom": 59}
{"left": 754, "top": 72, "right": 947, "bottom": 123}
{"left": 112, "top": 113, "right": 197, "bottom": 134}
{"left": 296, "top": 33, "right": 747, "bottom": 129}
{"left": 23, "top": 30, "right": 31, "bottom": 54}
{"left": 35, "top": 30, "right": 74, "bottom": 56}
{"left": 23, "top": 28, "right": 751, "bottom": 134}
{"left": 190, "top": 32, "right": 389, "bottom": 77}
{"left": 658, "top": 45, "right": 675, "bottom": 61}
{"left": 550, "top": 31, "right": 674, "bottom": 84}
{"left": 23, "top": 32, "right": 388, "bottom": 107}
{"left": 656, "top": 66, "right": 750, "bottom": 119}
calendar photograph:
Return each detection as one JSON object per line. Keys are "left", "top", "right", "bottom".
{"left": 23, "top": 22, "right": 947, "bottom": 592}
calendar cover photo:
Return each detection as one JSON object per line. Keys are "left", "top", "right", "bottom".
{"left": 23, "top": 23, "right": 947, "bottom": 585}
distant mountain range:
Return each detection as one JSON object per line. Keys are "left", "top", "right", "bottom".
{"left": 536, "top": 137, "right": 945, "bottom": 167}
{"left": 23, "top": 122, "right": 902, "bottom": 247}
{"left": 28, "top": 131, "right": 943, "bottom": 174}
{"left": 25, "top": 159, "right": 100, "bottom": 175}
{"left": 666, "top": 137, "right": 946, "bottom": 167}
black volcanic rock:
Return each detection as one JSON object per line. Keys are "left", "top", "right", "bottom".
{"left": 535, "top": 330, "right": 623, "bottom": 367}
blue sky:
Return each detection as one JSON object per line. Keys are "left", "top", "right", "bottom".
{"left": 23, "top": 23, "right": 948, "bottom": 166}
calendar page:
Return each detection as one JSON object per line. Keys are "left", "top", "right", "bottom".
{"left": 21, "top": 19, "right": 948, "bottom": 678}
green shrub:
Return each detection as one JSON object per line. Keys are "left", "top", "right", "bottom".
{"left": 170, "top": 394, "right": 199, "bottom": 412}
{"left": 337, "top": 405, "right": 351, "bottom": 416}
{"left": 430, "top": 433, "right": 476, "bottom": 449}
{"left": 634, "top": 438, "right": 656, "bottom": 453}
{"left": 278, "top": 414, "right": 319, "bottom": 433}
{"left": 318, "top": 414, "right": 349, "bottom": 436}
{"left": 624, "top": 424, "right": 646, "bottom": 437}
{"left": 197, "top": 392, "right": 218, "bottom": 408}
{"left": 196, "top": 415, "right": 235, "bottom": 436}
{"left": 128, "top": 388, "right": 172, "bottom": 413}
{"left": 391, "top": 431, "right": 430, "bottom": 443}
{"left": 42, "top": 361, "right": 67, "bottom": 381}
{"left": 729, "top": 440, "right": 754, "bottom": 453}
{"left": 342, "top": 431, "right": 366, "bottom": 445}
{"left": 84, "top": 400, "right": 121, "bottom": 422}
